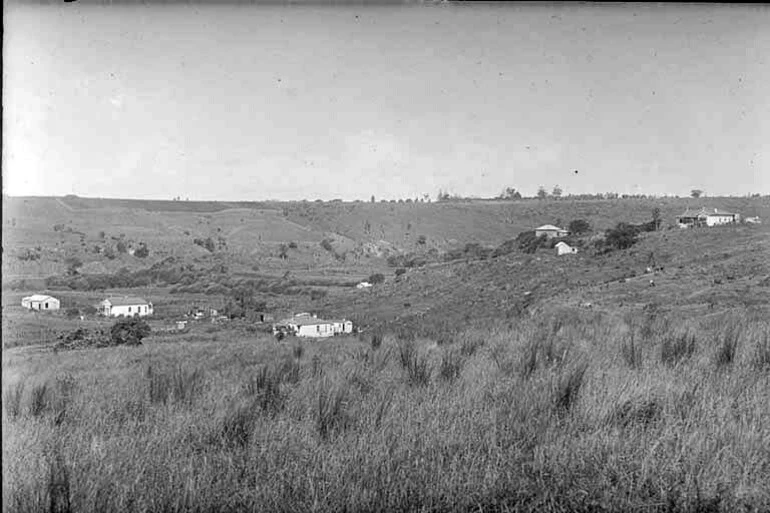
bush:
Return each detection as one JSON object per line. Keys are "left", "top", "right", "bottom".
{"left": 605, "top": 223, "right": 640, "bottom": 251}
{"left": 110, "top": 317, "right": 151, "bottom": 346}
{"left": 134, "top": 243, "right": 149, "bottom": 258}
{"left": 395, "top": 268, "right": 407, "bottom": 278}
{"left": 516, "top": 231, "right": 548, "bottom": 254}
{"left": 368, "top": 273, "right": 385, "bottom": 285}
{"left": 568, "top": 219, "right": 591, "bottom": 235}
{"left": 320, "top": 239, "right": 334, "bottom": 252}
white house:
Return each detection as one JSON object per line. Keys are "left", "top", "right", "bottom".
{"left": 535, "top": 224, "right": 569, "bottom": 238}
{"left": 273, "top": 313, "right": 353, "bottom": 338}
{"left": 555, "top": 241, "right": 578, "bottom": 256}
{"left": 21, "top": 294, "right": 60, "bottom": 311}
{"left": 101, "top": 296, "right": 154, "bottom": 317}
{"left": 677, "top": 208, "right": 740, "bottom": 228}
{"left": 356, "top": 281, "right": 373, "bottom": 289}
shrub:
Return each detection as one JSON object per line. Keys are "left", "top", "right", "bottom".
{"left": 397, "top": 340, "right": 431, "bottom": 386}
{"left": 134, "top": 243, "right": 149, "bottom": 258}
{"left": 606, "top": 397, "right": 663, "bottom": 428}
{"left": 320, "top": 238, "right": 334, "bottom": 252}
{"left": 4, "top": 382, "right": 25, "bottom": 420}
{"left": 368, "top": 273, "right": 385, "bottom": 285}
{"left": 605, "top": 223, "right": 640, "bottom": 251}
{"left": 568, "top": 219, "right": 591, "bottom": 235}
{"left": 116, "top": 241, "right": 127, "bottom": 253}
{"left": 395, "top": 268, "right": 407, "bottom": 278}
{"left": 110, "top": 317, "right": 151, "bottom": 346}
{"left": 516, "top": 231, "right": 548, "bottom": 254}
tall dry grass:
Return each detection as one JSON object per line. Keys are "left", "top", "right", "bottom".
{"left": 3, "top": 308, "right": 769, "bottom": 512}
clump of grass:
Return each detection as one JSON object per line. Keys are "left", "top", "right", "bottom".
{"left": 713, "top": 323, "right": 740, "bottom": 368}
{"left": 438, "top": 349, "right": 464, "bottom": 382}
{"left": 620, "top": 331, "right": 643, "bottom": 369}
{"left": 606, "top": 397, "right": 663, "bottom": 428}
{"left": 244, "top": 365, "right": 284, "bottom": 415}
{"left": 397, "top": 340, "right": 431, "bottom": 386}
{"left": 46, "top": 445, "right": 71, "bottom": 513}
{"left": 460, "top": 335, "right": 484, "bottom": 357}
{"left": 146, "top": 365, "right": 205, "bottom": 406}
{"left": 660, "top": 328, "right": 697, "bottom": 367}
{"left": 752, "top": 327, "right": 770, "bottom": 370}
{"left": 518, "top": 340, "right": 539, "bottom": 378}
{"left": 552, "top": 361, "right": 588, "bottom": 414}
{"left": 277, "top": 357, "right": 301, "bottom": 384}
{"left": 292, "top": 343, "right": 304, "bottom": 361}
{"left": 219, "top": 400, "right": 258, "bottom": 449}
{"left": 29, "top": 383, "right": 49, "bottom": 417}
{"left": 315, "top": 380, "right": 351, "bottom": 440}
{"left": 311, "top": 354, "right": 324, "bottom": 377}
{"left": 3, "top": 382, "right": 25, "bottom": 420}
{"left": 370, "top": 332, "right": 383, "bottom": 350}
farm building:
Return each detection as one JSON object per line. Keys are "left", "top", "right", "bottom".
{"left": 21, "top": 294, "right": 60, "bottom": 311}
{"left": 356, "top": 281, "right": 373, "bottom": 289}
{"left": 535, "top": 224, "right": 569, "bottom": 238}
{"left": 101, "top": 296, "right": 154, "bottom": 317}
{"left": 555, "top": 241, "right": 578, "bottom": 255}
{"left": 677, "top": 208, "right": 740, "bottom": 228}
{"left": 273, "top": 313, "right": 353, "bottom": 338}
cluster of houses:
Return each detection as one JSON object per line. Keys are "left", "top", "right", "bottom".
{"left": 21, "top": 294, "right": 154, "bottom": 316}
{"left": 675, "top": 207, "right": 741, "bottom": 228}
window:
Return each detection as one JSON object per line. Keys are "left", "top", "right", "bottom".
{"left": 129, "top": 307, "right": 132, "bottom": 313}
{"left": 45, "top": 303, "right": 49, "bottom": 309}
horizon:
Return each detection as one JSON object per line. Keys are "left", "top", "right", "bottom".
{"left": 3, "top": 2, "right": 769, "bottom": 200}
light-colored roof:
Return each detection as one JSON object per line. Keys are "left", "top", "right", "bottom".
{"left": 555, "top": 241, "right": 572, "bottom": 248}
{"left": 23, "top": 294, "right": 55, "bottom": 302}
{"left": 277, "top": 314, "right": 348, "bottom": 327}
{"left": 679, "top": 207, "right": 737, "bottom": 218}
{"left": 535, "top": 224, "right": 565, "bottom": 231}
{"left": 103, "top": 296, "right": 151, "bottom": 306}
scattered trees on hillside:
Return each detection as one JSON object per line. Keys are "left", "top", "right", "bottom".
{"left": 551, "top": 185, "right": 563, "bottom": 198}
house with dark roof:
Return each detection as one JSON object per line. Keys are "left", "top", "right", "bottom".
{"left": 535, "top": 224, "right": 569, "bottom": 238}
{"left": 101, "top": 296, "right": 154, "bottom": 317}
{"left": 677, "top": 208, "right": 739, "bottom": 228}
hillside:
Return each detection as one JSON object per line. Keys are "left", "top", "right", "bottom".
{"left": 3, "top": 195, "right": 768, "bottom": 285}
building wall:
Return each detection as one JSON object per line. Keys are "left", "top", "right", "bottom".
{"left": 297, "top": 323, "right": 335, "bottom": 338}
{"left": 24, "top": 298, "right": 60, "bottom": 311}
{"left": 706, "top": 215, "right": 734, "bottom": 227}
{"left": 106, "top": 304, "right": 153, "bottom": 317}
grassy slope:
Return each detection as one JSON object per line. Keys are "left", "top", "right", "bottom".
{"left": 2, "top": 310, "right": 769, "bottom": 512}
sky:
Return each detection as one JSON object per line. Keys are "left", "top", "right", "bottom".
{"left": 3, "top": 2, "right": 769, "bottom": 201}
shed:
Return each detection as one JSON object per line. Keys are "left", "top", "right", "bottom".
{"left": 21, "top": 294, "right": 60, "bottom": 311}
{"left": 555, "top": 241, "right": 578, "bottom": 255}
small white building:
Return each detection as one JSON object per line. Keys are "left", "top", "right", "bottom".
{"left": 101, "top": 296, "right": 154, "bottom": 317}
{"left": 555, "top": 241, "right": 578, "bottom": 256}
{"left": 356, "top": 281, "right": 373, "bottom": 289}
{"left": 273, "top": 313, "right": 353, "bottom": 338}
{"left": 21, "top": 294, "right": 60, "bottom": 311}
{"left": 535, "top": 224, "right": 569, "bottom": 238}
{"left": 677, "top": 208, "right": 740, "bottom": 228}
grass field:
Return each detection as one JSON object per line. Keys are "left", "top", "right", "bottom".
{"left": 3, "top": 195, "right": 770, "bottom": 511}
{"left": 3, "top": 308, "right": 769, "bottom": 512}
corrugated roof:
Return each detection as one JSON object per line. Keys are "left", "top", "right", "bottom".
{"left": 536, "top": 224, "right": 565, "bottom": 231}
{"left": 103, "top": 296, "right": 151, "bottom": 306}
{"left": 679, "top": 207, "right": 737, "bottom": 217}
{"left": 23, "top": 294, "right": 55, "bottom": 302}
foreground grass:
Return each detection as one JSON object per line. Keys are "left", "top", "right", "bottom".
{"left": 3, "top": 308, "right": 770, "bottom": 512}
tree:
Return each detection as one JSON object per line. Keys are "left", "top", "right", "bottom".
{"left": 370, "top": 195, "right": 375, "bottom": 203}
{"left": 651, "top": 207, "right": 662, "bottom": 231}
{"left": 116, "top": 240, "right": 127, "bottom": 254}
{"left": 568, "top": 219, "right": 591, "bottom": 235}
{"left": 368, "top": 273, "right": 385, "bottom": 285}
{"left": 501, "top": 187, "right": 522, "bottom": 200}
{"left": 605, "top": 223, "right": 640, "bottom": 250}
{"left": 134, "top": 242, "right": 149, "bottom": 258}
{"left": 691, "top": 189, "right": 703, "bottom": 198}
{"left": 537, "top": 186, "right": 548, "bottom": 200}
{"left": 110, "top": 317, "right": 151, "bottom": 346}
{"left": 552, "top": 185, "right": 563, "bottom": 198}
{"left": 278, "top": 243, "right": 289, "bottom": 260}
{"left": 65, "top": 257, "right": 83, "bottom": 276}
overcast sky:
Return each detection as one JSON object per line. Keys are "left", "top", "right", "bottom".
{"left": 3, "top": 2, "right": 769, "bottom": 200}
